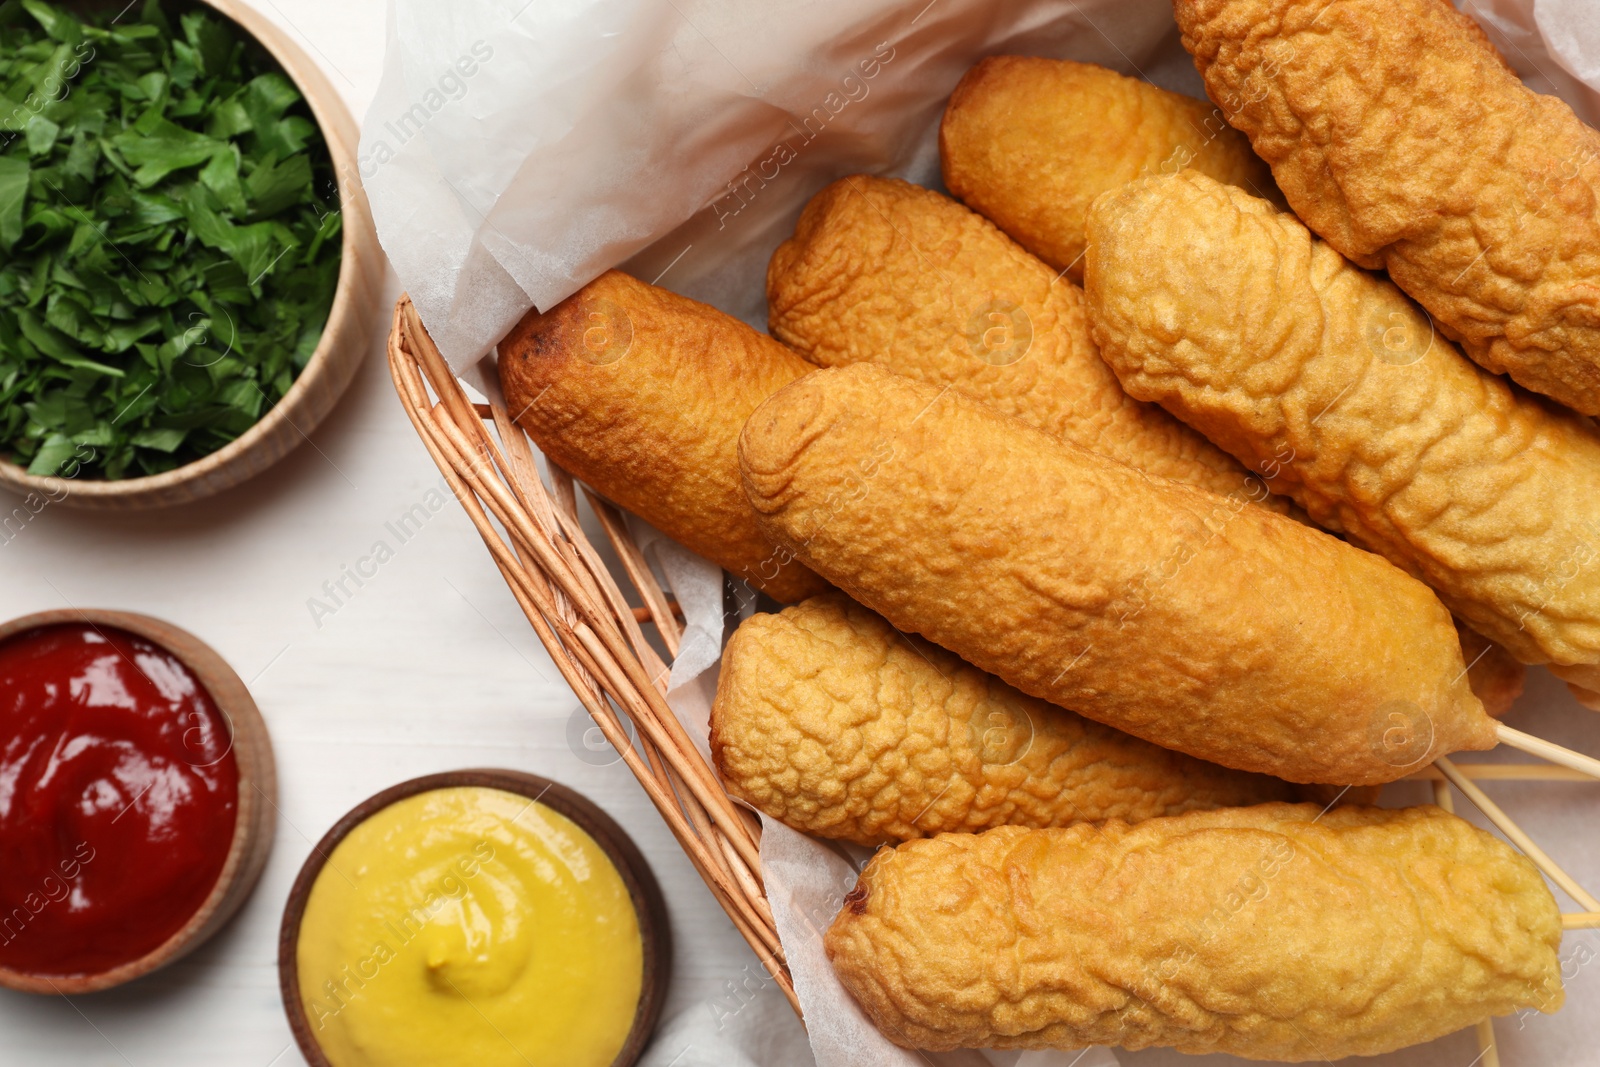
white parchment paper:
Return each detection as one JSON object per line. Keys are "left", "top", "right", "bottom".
{"left": 360, "top": 0, "right": 1219, "bottom": 367}
{"left": 363, "top": 2, "right": 1600, "bottom": 1064}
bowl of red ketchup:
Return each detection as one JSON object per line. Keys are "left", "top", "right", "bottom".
{"left": 0, "top": 609, "right": 276, "bottom": 994}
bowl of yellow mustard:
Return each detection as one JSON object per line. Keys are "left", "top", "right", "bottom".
{"left": 278, "top": 770, "right": 669, "bottom": 1067}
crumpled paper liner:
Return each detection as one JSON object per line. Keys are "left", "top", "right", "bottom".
{"left": 363, "top": 1, "right": 1600, "bottom": 1063}
{"left": 362, "top": 0, "right": 1219, "bottom": 368}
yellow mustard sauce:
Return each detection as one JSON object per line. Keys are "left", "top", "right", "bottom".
{"left": 297, "top": 786, "right": 644, "bottom": 1067}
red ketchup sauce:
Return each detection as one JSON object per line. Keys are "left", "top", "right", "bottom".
{"left": 0, "top": 623, "right": 238, "bottom": 976}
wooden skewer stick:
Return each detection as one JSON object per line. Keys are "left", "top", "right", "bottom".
{"left": 1494, "top": 723, "right": 1600, "bottom": 780}
{"left": 1435, "top": 757, "right": 1600, "bottom": 912}
{"left": 1409, "top": 763, "right": 1594, "bottom": 782}
{"left": 1563, "top": 913, "right": 1600, "bottom": 930}
{"left": 1475, "top": 1018, "right": 1500, "bottom": 1067}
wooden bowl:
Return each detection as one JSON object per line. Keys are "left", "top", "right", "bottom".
{"left": 0, "top": 609, "right": 277, "bottom": 994}
{"left": 278, "top": 770, "right": 671, "bottom": 1067}
{"left": 0, "top": 0, "right": 383, "bottom": 510}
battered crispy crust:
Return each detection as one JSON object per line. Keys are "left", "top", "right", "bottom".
{"left": 738, "top": 363, "right": 1493, "bottom": 785}
{"left": 498, "top": 270, "right": 827, "bottom": 601}
{"left": 939, "top": 55, "right": 1278, "bottom": 282}
{"left": 709, "top": 594, "right": 1295, "bottom": 846}
{"left": 1174, "top": 0, "right": 1600, "bottom": 415}
{"left": 1084, "top": 172, "right": 1600, "bottom": 669}
{"left": 825, "top": 805, "right": 1563, "bottom": 1059}
{"left": 767, "top": 175, "right": 1266, "bottom": 503}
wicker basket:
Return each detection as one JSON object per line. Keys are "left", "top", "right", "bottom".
{"left": 388, "top": 292, "right": 1600, "bottom": 1063}
{"left": 386, "top": 296, "right": 798, "bottom": 1012}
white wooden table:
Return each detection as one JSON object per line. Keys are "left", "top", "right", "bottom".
{"left": 2, "top": 4, "right": 1596, "bottom": 1067}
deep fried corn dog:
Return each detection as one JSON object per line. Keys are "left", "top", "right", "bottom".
{"left": 825, "top": 805, "right": 1563, "bottom": 1059}
{"left": 499, "top": 270, "right": 826, "bottom": 602}
{"left": 767, "top": 175, "right": 1265, "bottom": 503}
{"left": 939, "top": 56, "right": 1277, "bottom": 282}
{"left": 710, "top": 594, "right": 1296, "bottom": 846}
{"left": 1175, "top": 0, "right": 1600, "bottom": 416}
{"left": 739, "top": 364, "right": 1493, "bottom": 785}
{"left": 1085, "top": 172, "right": 1600, "bottom": 677}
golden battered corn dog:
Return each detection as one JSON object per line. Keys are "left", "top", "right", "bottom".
{"left": 939, "top": 56, "right": 1277, "bottom": 282}
{"left": 710, "top": 594, "right": 1296, "bottom": 846}
{"left": 1175, "top": 0, "right": 1600, "bottom": 416}
{"left": 825, "top": 805, "right": 1563, "bottom": 1059}
{"left": 1084, "top": 172, "right": 1600, "bottom": 679}
{"left": 499, "top": 270, "right": 827, "bottom": 602}
{"left": 767, "top": 175, "right": 1267, "bottom": 503}
{"left": 738, "top": 364, "right": 1493, "bottom": 785}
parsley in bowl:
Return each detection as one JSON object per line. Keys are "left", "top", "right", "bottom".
{"left": 0, "top": 0, "right": 343, "bottom": 485}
